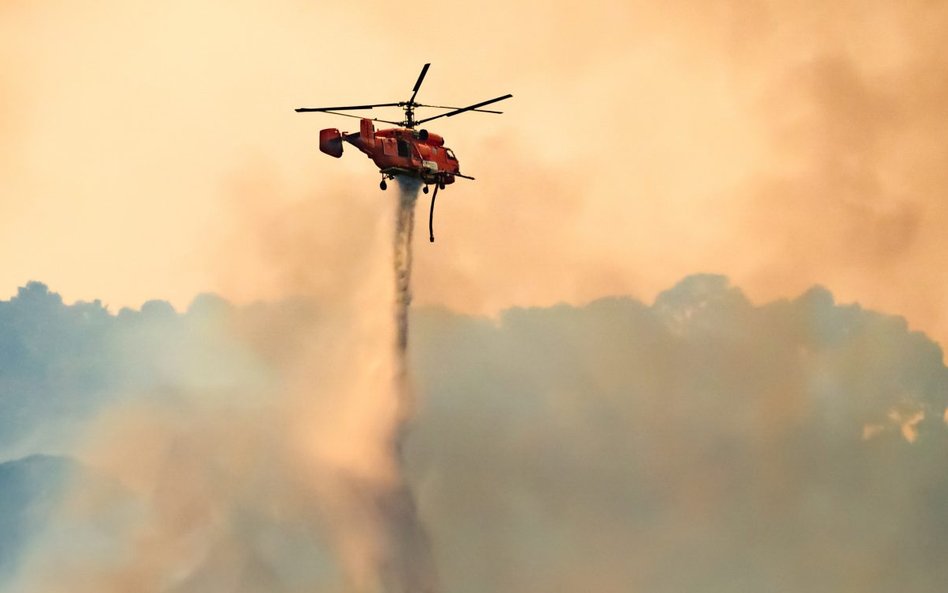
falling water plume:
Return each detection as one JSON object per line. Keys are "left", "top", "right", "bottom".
{"left": 377, "top": 176, "right": 438, "bottom": 593}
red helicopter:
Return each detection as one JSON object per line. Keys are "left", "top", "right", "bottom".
{"left": 295, "top": 64, "right": 511, "bottom": 241}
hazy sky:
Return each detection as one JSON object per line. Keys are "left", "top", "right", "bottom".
{"left": 3, "top": 0, "right": 948, "bottom": 346}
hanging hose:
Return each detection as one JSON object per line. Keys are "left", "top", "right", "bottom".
{"left": 428, "top": 184, "right": 439, "bottom": 242}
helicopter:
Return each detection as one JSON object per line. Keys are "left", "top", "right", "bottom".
{"left": 295, "top": 63, "right": 511, "bottom": 242}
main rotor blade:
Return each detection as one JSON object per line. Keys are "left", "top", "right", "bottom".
{"left": 415, "top": 94, "right": 513, "bottom": 125}
{"left": 408, "top": 63, "right": 430, "bottom": 105}
{"left": 295, "top": 102, "right": 401, "bottom": 112}
{"left": 315, "top": 110, "right": 402, "bottom": 125}
{"left": 415, "top": 102, "right": 503, "bottom": 114}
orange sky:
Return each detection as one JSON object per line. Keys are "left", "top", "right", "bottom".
{"left": 3, "top": 0, "right": 948, "bottom": 344}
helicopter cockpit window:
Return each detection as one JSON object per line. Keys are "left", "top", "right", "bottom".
{"left": 397, "top": 139, "right": 410, "bottom": 157}
{"left": 445, "top": 148, "right": 457, "bottom": 161}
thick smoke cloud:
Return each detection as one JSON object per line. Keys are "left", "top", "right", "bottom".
{"left": 2, "top": 276, "right": 947, "bottom": 592}
{"left": 2, "top": 183, "right": 421, "bottom": 593}
{"left": 410, "top": 275, "right": 948, "bottom": 593}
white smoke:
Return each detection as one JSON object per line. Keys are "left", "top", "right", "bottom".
{"left": 5, "top": 274, "right": 948, "bottom": 593}
{"left": 8, "top": 180, "right": 438, "bottom": 593}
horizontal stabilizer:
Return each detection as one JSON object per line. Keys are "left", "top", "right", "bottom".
{"left": 319, "top": 128, "right": 343, "bottom": 158}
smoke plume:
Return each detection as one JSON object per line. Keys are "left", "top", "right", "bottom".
{"left": 3, "top": 275, "right": 948, "bottom": 592}
{"left": 8, "top": 181, "right": 438, "bottom": 593}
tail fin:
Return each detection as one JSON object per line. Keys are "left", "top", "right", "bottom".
{"left": 360, "top": 118, "right": 374, "bottom": 142}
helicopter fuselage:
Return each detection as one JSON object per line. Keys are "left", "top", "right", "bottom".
{"left": 321, "top": 118, "right": 459, "bottom": 186}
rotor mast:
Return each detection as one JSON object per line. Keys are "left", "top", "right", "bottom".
{"left": 402, "top": 102, "right": 417, "bottom": 129}
{"left": 399, "top": 63, "right": 430, "bottom": 129}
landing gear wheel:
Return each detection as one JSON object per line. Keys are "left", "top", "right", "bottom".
{"left": 438, "top": 181, "right": 445, "bottom": 190}
{"left": 380, "top": 179, "right": 387, "bottom": 191}
{"left": 423, "top": 185, "right": 429, "bottom": 194}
